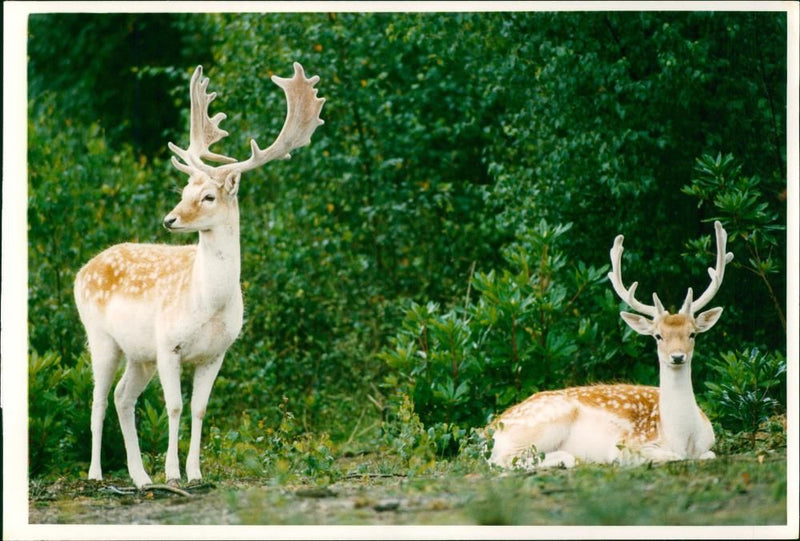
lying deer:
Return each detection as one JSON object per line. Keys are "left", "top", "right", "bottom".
{"left": 74, "top": 63, "right": 324, "bottom": 488}
{"left": 488, "top": 221, "right": 733, "bottom": 469}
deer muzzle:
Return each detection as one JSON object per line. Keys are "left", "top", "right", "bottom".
{"left": 163, "top": 215, "right": 178, "bottom": 230}
{"left": 670, "top": 353, "right": 686, "bottom": 365}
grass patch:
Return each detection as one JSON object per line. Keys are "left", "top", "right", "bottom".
{"left": 28, "top": 449, "right": 787, "bottom": 526}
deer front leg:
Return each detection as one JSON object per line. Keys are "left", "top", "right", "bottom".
{"left": 636, "top": 443, "right": 684, "bottom": 464}
{"left": 158, "top": 350, "right": 184, "bottom": 484}
{"left": 114, "top": 361, "right": 157, "bottom": 488}
{"left": 186, "top": 353, "right": 225, "bottom": 482}
{"left": 87, "top": 332, "right": 121, "bottom": 481}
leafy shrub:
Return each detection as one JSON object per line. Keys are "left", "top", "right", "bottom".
{"left": 704, "top": 348, "right": 786, "bottom": 449}
{"left": 138, "top": 397, "right": 169, "bottom": 475}
{"left": 205, "top": 398, "right": 339, "bottom": 484}
{"left": 379, "top": 394, "right": 439, "bottom": 475}
{"left": 28, "top": 13, "right": 203, "bottom": 156}
{"left": 29, "top": 351, "right": 76, "bottom": 477}
{"left": 682, "top": 153, "right": 786, "bottom": 343}
{"left": 380, "top": 220, "right": 612, "bottom": 453}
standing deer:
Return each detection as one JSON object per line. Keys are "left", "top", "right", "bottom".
{"left": 74, "top": 63, "right": 324, "bottom": 488}
{"left": 488, "top": 221, "right": 733, "bottom": 469}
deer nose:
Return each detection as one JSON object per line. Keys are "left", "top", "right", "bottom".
{"left": 163, "top": 216, "right": 177, "bottom": 229}
{"left": 670, "top": 353, "right": 686, "bottom": 365}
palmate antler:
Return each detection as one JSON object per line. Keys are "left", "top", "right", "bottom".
{"left": 608, "top": 221, "right": 733, "bottom": 318}
{"left": 231, "top": 63, "right": 326, "bottom": 172}
{"left": 168, "top": 62, "right": 325, "bottom": 181}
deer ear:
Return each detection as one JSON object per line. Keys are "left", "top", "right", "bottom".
{"left": 620, "top": 312, "right": 653, "bottom": 335}
{"left": 695, "top": 307, "right": 723, "bottom": 333}
{"left": 224, "top": 171, "right": 241, "bottom": 196}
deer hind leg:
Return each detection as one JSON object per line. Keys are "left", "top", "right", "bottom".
{"left": 489, "top": 416, "right": 575, "bottom": 470}
{"left": 186, "top": 353, "right": 225, "bottom": 482}
{"left": 114, "top": 360, "right": 156, "bottom": 488}
{"left": 87, "top": 330, "right": 122, "bottom": 481}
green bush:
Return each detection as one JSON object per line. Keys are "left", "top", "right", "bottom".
{"left": 205, "top": 399, "right": 339, "bottom": 484}
{"left": 704, "top": 348, "right": 786, "bottom": 447}
{"left": 682, "top": 153, "right": 786, "bottom": 343}
{"left": 27, "top": 13, "right": 204, "bottom": 156}
{"left": 29, "top": 351, "right": 77, "bottom": 477}
{"left": 379, "top": 220, "right": 612, "bottom": 453}
{"left": 379, "top": 394, "right": 439, "bottom": 475}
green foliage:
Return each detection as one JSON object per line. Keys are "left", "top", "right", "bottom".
{"left": 27, "top": 13, "right": 207, "bottom": 156}
{"left": 479, "top": 12, "right": 786, "bottom": 310}
{"left": 380, "top": 220, "right": 613, "bottom": 453}
{"left": 379, "top": 394, "right": 439, "bottom": 475}
{"left": 704, "top": 348, "right": 786, "bottom": 447}
{"left": 682, "top": 153, "right": 786, "bottom": 341}
{"left": 29, "top": 351, "right": 76, "bottom": 477}
{"left": 205, "top": 400, "right": 339, "bottom": 484}
{"left": 138, "top": 398, "right": 169, "bottom": 475}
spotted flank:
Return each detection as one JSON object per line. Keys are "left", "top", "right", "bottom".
{"left": 493, "top": 384, "right": 660, "bottom": 443}
{"left": 76, "top": 243, "right": 196, "bottom": 307}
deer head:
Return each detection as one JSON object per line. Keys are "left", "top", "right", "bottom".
{"left": 163, "top": 63, "right": 325, "bottom": 232}
{"left": 608, "top": 221, "right": 734, "bottom": 368}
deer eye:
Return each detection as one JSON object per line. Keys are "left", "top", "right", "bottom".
{"left": 655, "top": 334, "right": 663, "bottom": 341}
{"left": 202, "top": 194, "right": 216, "bottom": 203}
{"left": 689, "top": 332, "right": 696, "bottom": 340}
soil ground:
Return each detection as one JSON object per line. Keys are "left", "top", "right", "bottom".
{"left": 26, "top": 450, "right": 788, "bottom": 530}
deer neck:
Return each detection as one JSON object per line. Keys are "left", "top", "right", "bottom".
{"left": 658, "top": 362, "right": 704, "bottom": 449}
{"left": 191, "top": 202, "right": 241, "bottom": 312}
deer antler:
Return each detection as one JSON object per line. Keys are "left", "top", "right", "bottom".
{"left": 680, "top": 221, "right": 734, "bottom": 315}
{"left": 169, "top": 63, "right": 325, "bottom": 180}
{"left": 608, "top": 234, "right": 664, "bottom": 318}
{"left": 223, "top": 62, "right": 325, "bottom": 174}
{"left": 168, "top": 66, "right": 236, "bottom": 177}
